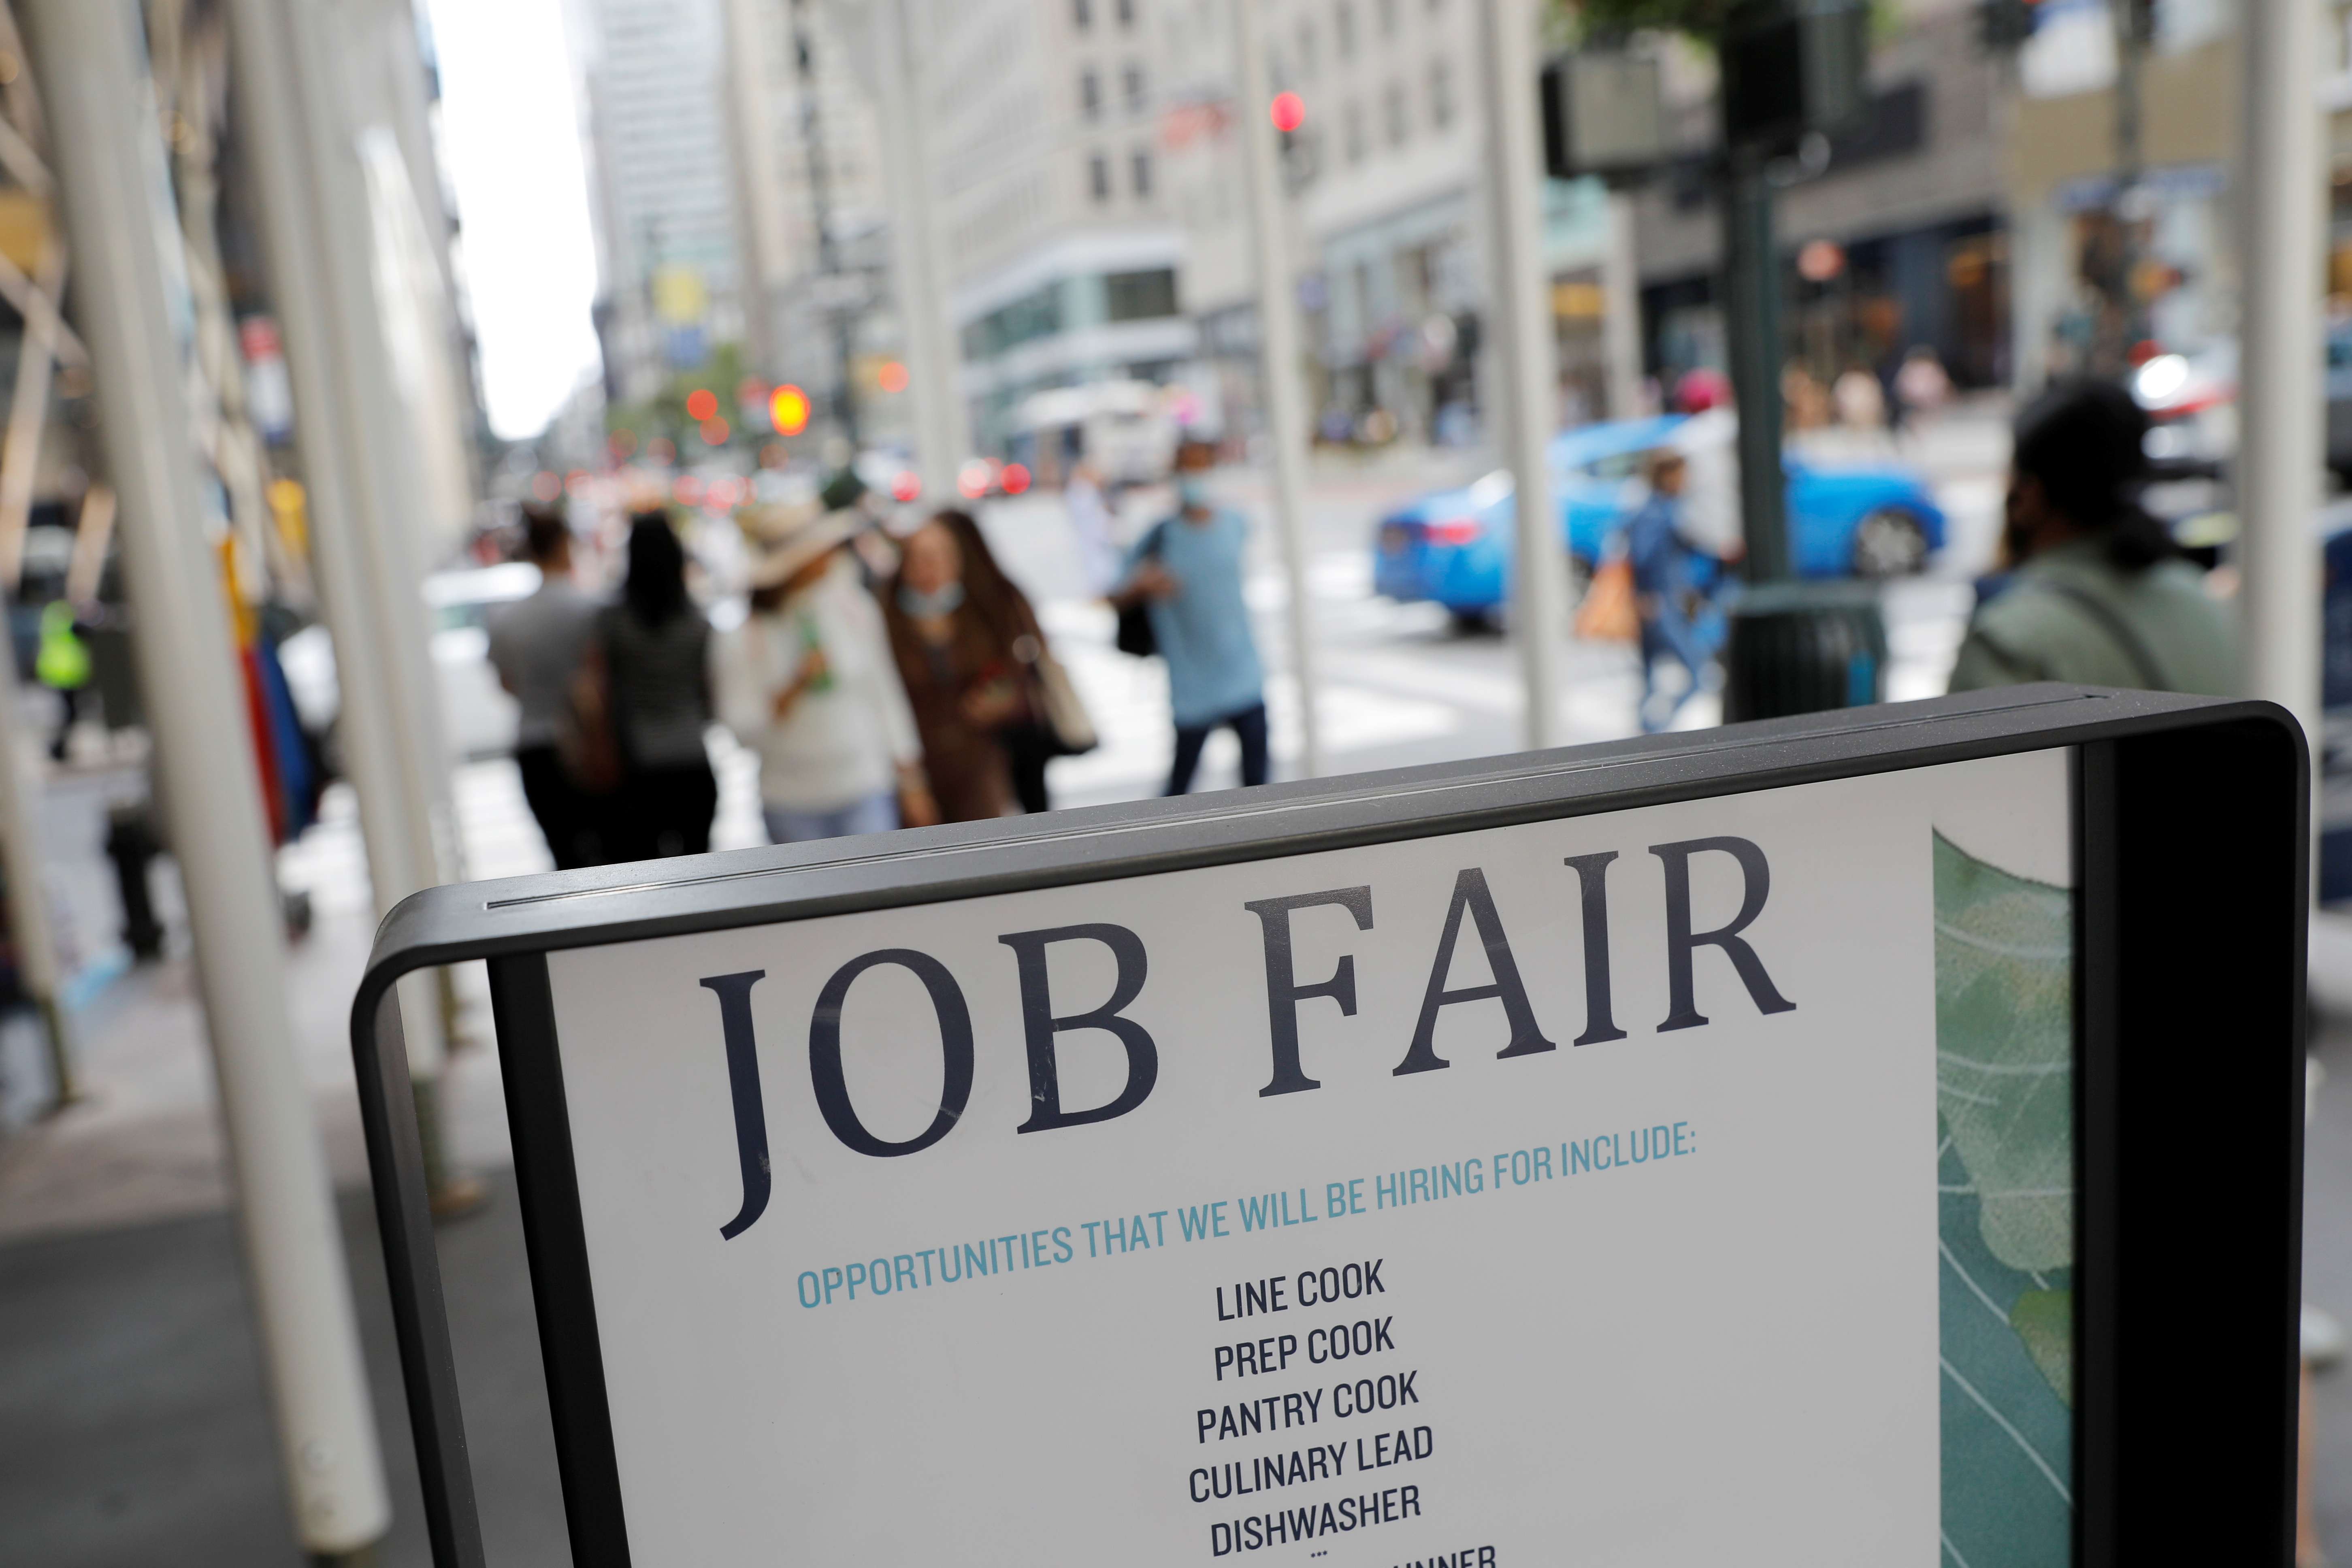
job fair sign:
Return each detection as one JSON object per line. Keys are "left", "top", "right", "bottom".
{"left": 512, "top": 747, "right": 2078, "bottom": 1566}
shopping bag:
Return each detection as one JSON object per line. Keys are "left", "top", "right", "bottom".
{"left": 1573, "top": 556, "right": 1638, "bottom": 643}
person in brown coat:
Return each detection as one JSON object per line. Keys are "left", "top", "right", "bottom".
{"left": 879, "top": 509, "right": 1056, "bottom": 822}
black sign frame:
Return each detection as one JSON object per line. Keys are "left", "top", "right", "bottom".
{"left": 350, "top": 684, "right": 2309, "bottom": 1568}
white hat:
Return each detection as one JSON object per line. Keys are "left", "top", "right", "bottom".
{"left": 738, "top": 501, "right": 859, "bottom": 589}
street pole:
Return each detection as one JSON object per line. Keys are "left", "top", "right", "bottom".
{"left": 873, "top": 0, "right": 972, "bottom": 499}
{"left": 1720, "top": 142, "right": 1787, "bottom": 580}
{"left": 224, "top": 0, "right": 462, "bottom": 1178}
{"left": 20, "top": 0, "right": 391, "bottom": 1557}
{"left": 2107, "top": 0, "right": 2147, "bottom": 371}
{"left": 1230, "top": 0, "right": 1324, "bottom": 777}
{"left": 2238, "top": 0, "right": 2322, "bottom": 749}
{"left": 1601, "top": 187, "right": 1645, "bottom": 420}
{"left": 1479, "top": 0, "right": 1570, "bottom": 749}
{"left": 791, "top": 0, "right": 863, "bottom": 448}
{"left": 0, "top": 628, "right": 69, "bottom": 1106}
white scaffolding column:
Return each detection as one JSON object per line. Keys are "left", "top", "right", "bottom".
{"left": 1479, "top": 0, "right": 1569, "bottom": 750}
{"left": 20, "top": 0, "right": 390, "bottom": 1553}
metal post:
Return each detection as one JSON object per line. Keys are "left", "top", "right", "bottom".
{"left": 1478, "top": 0, "right": 1569, "bottom": 749}
{"left": 1601, "top": 188, "right": 1645, "bottom": 420}
{"left": 872, "top": 0, "right": 971, "bottom": 499}
{"left": 2238, "top": 0, "right": 2322, "bottom": 746}
{"left": 224, "top": 0, "right": 448, "bottom": 1038}
{"left": 20, "top": 0, "right": 391, "bottom": 1556}
{"left": 0, "top": 621, "right": 69, "bottom": 1105}
{"left": 1229, "top": 0, "right": 1324, "bottom": 778}
{"left": 1721, "top": 143, "right": 1788, "bottom": 579}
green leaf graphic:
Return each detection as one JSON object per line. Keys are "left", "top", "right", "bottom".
{"left": 1936, "top": 830, "right": 2075, "bottom": 1566}
{"left": 1934, "top": 832, "right": 2073, "bottom": 1274}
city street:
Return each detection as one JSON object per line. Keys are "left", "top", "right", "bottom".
{"left": 10, "top": 403, "right": 2343, "bottom": 1566}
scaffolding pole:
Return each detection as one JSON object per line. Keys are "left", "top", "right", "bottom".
{"left": 21, "top": 0, "right": 390, "bottom": 1553}
{"left": 1479, "top": 0, "right": 1570, "bottom": 748}
{"left": 2237, "top": 0, "right": 2323, "bottom": 752}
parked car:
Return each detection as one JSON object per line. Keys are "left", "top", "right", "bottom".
{"left": 424, "top": 562, "right": 538, "bottom": 758}
{"left": 1372, "top": 415, "right": 1947, "bottom": 625}
{"left": 280, "top": 562, "right": 541, "bottom": 770}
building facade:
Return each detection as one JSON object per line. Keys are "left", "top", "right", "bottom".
{"left": 577, "top": 0, "right": 744, "bottom": 405}
{"left": 927, "top": 0, "right": 1191, "bottom": 453}
{"left": 1630, "top": 0, "right": 2010, "bottom": 398}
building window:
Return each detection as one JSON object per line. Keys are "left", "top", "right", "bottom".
{"left": 1131, "top": 147, "right": 1154, "bottom": 198}
{"left": 1107, "top": 268, "right": 1180, "bottom": 320}
{"left": 1089, "top": 152, "right": 1112, "bottom": 202}
{"left": 1344, "top": 99, "right": 1365, "bottom": 163}
{"left": 1081, "top": 69, "right": 1101, "bottom": 119}
{"left": 1116, "top": 0, "right": 1135, "bottom": 23}
{"left": 1074, "top": 0, "right": 1092, "bottom": 27}
{"left": 1384, "top": 79, "right": 1408, "bottom": 146}
{"left": 1427, "top": 58, "right": 1453, "bottom": 129}
{"left": 1296, "top": 19, "right": 1318, "bottom": 77}
{"left": 1335, "top": 0, "right": 1355, "bottom": 57}
{"left": 1124, "top": 63, "right": 1147, "bottom": 111}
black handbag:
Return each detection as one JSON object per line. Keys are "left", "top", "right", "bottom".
{"left": 1115, "top": 520, "right": 1170, "bottom": 658}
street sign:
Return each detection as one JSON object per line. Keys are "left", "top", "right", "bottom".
{"left": 352, "top": 685, "right": 2308, "bottom": 1567}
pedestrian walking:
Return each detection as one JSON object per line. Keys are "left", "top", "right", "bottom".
{"left": 599, "top": 511, "right": 718, "bottom": 859}
{"left": 1893, "top": 345, "right": 1952, "bottom": 430}
{"left": 881, "top": 509, "right": 1066, "bottom": 820}
{"left": 1109, "top": 437, "right": 1269, "bottom": 795}
{"left": 34, "top": 598, "right": 90, "bottom": 761}
{"left": 1063, "top": 458, "right": 1121, "bottom": 594}
{"left": 487, "top": 504, "right": 604, "bottom": 867}
{"left": 1626, "top": 450, "right": 1723, "bottom": 733}
{"left": 713, "top": 502, "right": 935, "bottom": 844}
{"left": 1947, "top": 380, "right": 2235, "bottom": 696}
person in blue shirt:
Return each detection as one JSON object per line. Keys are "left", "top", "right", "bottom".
{"left": 1623, "top": 450, "right": 1721, "bottom": 732}
{"left": 1110, "top": 438, "right": 1269, "bottom": 794}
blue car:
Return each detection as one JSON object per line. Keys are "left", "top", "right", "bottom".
{"left": 1373, "top": 415, "right": 1948, "bottom": 623}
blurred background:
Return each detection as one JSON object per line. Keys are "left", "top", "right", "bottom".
{"left": 0, "top": 0, "right": 2341, "bottom": 1560}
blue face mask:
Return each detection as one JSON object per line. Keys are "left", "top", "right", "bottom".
{"left": 897, "top": 581, "right": 965, "bottom": 618}
{"left": 1176, "top": 476, "right": 1212, "bottom": 510}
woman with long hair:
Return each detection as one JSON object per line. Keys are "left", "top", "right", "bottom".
{"left": 879, "top": 509, "right": 1061, "bottom": 821}
{"left": 599, "top": 511, "right": 717, "bottom": 858}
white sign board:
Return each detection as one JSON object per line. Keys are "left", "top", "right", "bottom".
{"left": 540, "top": 750, "right": 2074, "bottom": 1563}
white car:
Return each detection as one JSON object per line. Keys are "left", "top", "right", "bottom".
{"left": 277, "top": 562, "right": 543, "bottom": 767}
{"left": 424, "top": 562, "right": 539, "bottom": 758}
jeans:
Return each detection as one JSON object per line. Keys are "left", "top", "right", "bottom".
{"left": 1167, "top": 701, "right": 1270, "bottom": 796}
{"left": 764, "top": 790, "right": 901, "bottom": 844}
{"left": 515, "top": 744, "right": 605, "bottom": 869}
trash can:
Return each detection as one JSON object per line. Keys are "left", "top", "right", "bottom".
{"left": 1720, "top": 578, "right": 1888, "bottom": 722}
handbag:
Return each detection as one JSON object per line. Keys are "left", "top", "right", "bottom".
{"left": 1030, "top": 646, "right": 1098, "bottom": 756}
{"left": 557, "top": 624, "right": 625, "bottom": 795}
{"left": 1114, "top": 519, "right": 1171, "bottom": 657}
{"left": 1573, "top": 556, "right": 1639, "bottom": 644}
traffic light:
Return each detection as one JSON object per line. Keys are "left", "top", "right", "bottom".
{"left": 769, "top": 384, "right": 811, "bottom": 437}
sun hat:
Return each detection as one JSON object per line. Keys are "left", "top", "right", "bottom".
{"left": 738, "top": 500, "right": 859, "bottom": 589}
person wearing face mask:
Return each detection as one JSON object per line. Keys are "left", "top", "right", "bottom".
{"left": 879, "top": 509, "right": 1052, "bottom": 821}
{"left": 1108, "top": 437, "right": 1269, "bottom": 794}
{"left": 1947, "top": 379, "right": 2234, "bottom": 695}
{"left": 714, "top": 501, "right": 936, "bottom": 842}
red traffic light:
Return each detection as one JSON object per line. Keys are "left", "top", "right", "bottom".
{"left": 1000, "top": 462, "right": 1032, "bottom": 495}
{"left": 685, "top": 388, "right": 719, "bottom": 422}
{"left": 876, "top": 360, "right": 910, "bottom": 394}
{"left": 890, "top": 471, "right": 922, "bottom": 502}
{"left": 1270, "top": 92, "right": 1305, "bottom": 134}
